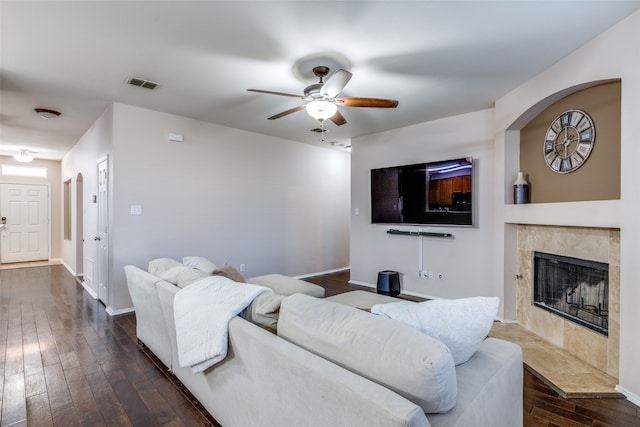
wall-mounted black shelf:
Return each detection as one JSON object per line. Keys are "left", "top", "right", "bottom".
{"left": 386, "top": 229, "right": 453, "bottom": 238}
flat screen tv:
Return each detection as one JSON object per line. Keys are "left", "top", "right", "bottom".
{"left": 371, "top": 157, "right": 474, "bottom": 226}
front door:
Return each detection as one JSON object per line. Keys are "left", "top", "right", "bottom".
{"left": 96, "top": 157, "right": 109, "bottom": 304}
{"left": 0, "top": 183, "right": 49, "bottom": 263}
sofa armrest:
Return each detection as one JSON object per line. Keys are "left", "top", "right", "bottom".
{"left": 426, "top": 337, "right": 523, "bottom": 427}
{"left": 155, "top": 280, "right": 180, "bottom": 371}
{"left": 124, "top": 265, "right": 174, "bottom": 369}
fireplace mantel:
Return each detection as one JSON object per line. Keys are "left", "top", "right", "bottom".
{"left": 504, "top": 199, "right": 620, "bottom": 228}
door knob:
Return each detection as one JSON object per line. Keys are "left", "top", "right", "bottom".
{"left": 94, "top": 236, "right": 101, "bottom": 241}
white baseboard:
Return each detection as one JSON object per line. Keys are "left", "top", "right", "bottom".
{"left": 616, "top": 384, "right": 640, "bottom": 406}
{"left": 82, "top": 281, "right": 98, "bottom": 299}
{"left": 57, "top": 258, "right": 76, "bottom": 276}
{"left": 106, "top": 305, "right": 135, "bottom": 317}
{"left": 79, "top": 280, "right": 133, "bottom": 317}
{"left": 295, "top": 266, "right": 350, "bottom": 279}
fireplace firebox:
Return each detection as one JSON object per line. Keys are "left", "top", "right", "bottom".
{"left": 533, "top": 251, "right": 608, "bottom": 336}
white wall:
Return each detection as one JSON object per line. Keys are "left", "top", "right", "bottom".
{"left": 350, "top": 109, "right": 498, "bottom": 304}
{"left": 61, "top": 105, "right": 113, "bottom": 290}
{"left": 62, "top": 103, "right": 350, "bottom": 312}
{"left": 493, "top": 10, "right": 640, "bottom": 403}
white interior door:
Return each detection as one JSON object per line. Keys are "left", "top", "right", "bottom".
{"left": 0, "top": 183, "right": 49, "bottom": 263}
{"left": 97, "top": 157, "right": 109, "bottom": 304}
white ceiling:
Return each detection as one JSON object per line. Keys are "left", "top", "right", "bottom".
{"left": 2, "top": 1, "right": 639, "bottom": 160}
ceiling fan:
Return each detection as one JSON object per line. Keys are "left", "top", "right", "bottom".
{"left": 247, "top": 66, "right": 399, "bottom": 126}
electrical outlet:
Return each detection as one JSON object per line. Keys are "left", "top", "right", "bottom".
{"left": 438, "top": 273, "right": 445, "bottom": 280}
{"left": 420, "top": 270, "right": 433, "bottom": 279}
{"left": 239, "top": 263, "right": 246, "bottom": 272}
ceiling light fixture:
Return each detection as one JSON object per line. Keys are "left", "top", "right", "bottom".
{"left": 14, "top": 149, "right": 34, "bottom": 163}
{"left": 34, "top": 108, "right": 61, "bottom": 119}
{"left": 305, "top": 100, "right": 337, "bottom": 121}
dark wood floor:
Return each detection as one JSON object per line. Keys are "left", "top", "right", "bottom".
{"left": 1, "top": 266, "right": 638, "bottom": 426}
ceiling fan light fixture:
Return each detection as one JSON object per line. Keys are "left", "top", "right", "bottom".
{"left": 34, "top": 108, "right": 61, "bottom": 119}
{"left": 14, "top": 149, "right": 34, "bottom": 163}
{"left": 305, "top": 100, "right": 337, "bottom": 121}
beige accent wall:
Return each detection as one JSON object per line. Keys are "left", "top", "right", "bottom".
{"left": 516, "top": 224, "right": 619, "bottom": 378}
{"left": 519, "top": 81, "right": 621, "bottom": 203}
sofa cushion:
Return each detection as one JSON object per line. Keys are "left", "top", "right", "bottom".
{"left": 247, "top": 274, "right": 325, "bottom": 298}
{"left": 278, "top": 294, "right": 457, "bottom": 414}
{"left": 176, "top": 268, "right": 210, "bottom": 288}
{"left": 182, "top": 256, "right": 218, "bottom": 274}
{"left": 148, "top": 258, "right": 183, "bottom": 276}
{"left": 212, "top": 263, "right": 246, "bottom": 282}
{"left": 371, "top": 297, "right": 499, "bottom": 365}
{"left": 243, "top": 292, "right": 285, "bottom": 333}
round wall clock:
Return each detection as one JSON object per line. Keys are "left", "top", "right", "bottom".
{"left": 543, "top": 109, "right": 595, "bottom": 174}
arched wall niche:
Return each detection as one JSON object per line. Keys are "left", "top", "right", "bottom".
{"left": 503, "top": 78, "right": 620, "bottom": 204}
{"left": 507, "top": 79, "right": 619, "bottom": 131}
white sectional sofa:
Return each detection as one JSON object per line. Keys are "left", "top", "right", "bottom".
{"left": 125, "top": 263, "right": 523, "bottom": 427}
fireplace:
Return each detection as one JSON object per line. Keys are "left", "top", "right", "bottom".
{"left": 533, "top": 251, "right": 609, "bottom": 336}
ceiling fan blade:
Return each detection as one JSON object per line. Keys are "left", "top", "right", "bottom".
{"left": 247, "top": 89, "right": 304, "bottom": 99}
{"left": 338, "top": 97, "right": 399, "bottom": 108}
{"left": 267, "top": 105, "right": 306, "bottom": 120}
{"left": 321, "top": 69, "right": 353, "bottom": 98}
{"left": 330, "top": 109, "right": 347, "bottom": 126}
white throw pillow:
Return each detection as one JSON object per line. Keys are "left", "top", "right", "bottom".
{"left": 182, "top": 256, "right": 218, "bottom": 274}
{"left": 159, "top": 265, "right": 193, "bottom": 285}
{"left": 148, "top": 258, "right": 183, "bottom": 276}
{"left": 371, "top": 297, "right": 499, "bottom": 365}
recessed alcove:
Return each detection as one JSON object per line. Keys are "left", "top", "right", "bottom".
{"left": 501, "top": 79, "right": 622, "bottom": 384}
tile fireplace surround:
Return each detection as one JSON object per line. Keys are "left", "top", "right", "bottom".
{"left": 516, "top": 224, "right": 620, "bottom": 379}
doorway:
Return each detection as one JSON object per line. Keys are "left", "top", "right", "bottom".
{"left": 96, "top": 157, "right": 109, "bottom": 305}
{"left": 0, "top": 183, "right": 49, "bottom": 263}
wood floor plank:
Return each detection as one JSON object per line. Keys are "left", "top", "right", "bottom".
{"left": 4, "top": 316, "right": 24, "bottom": 377}
{"left": 25, "top": 392, "right": 53, "bottom": 427}
{"left": 43, "top": 364, "right": 72, "bottom": 410}
{"left": 50, "top": 402, "right": 80, "bottom": 427}
{"left": 25, "top": 372, "right": 47, "bottom": 398}
{"left": 1, "top": 372, "right": 26, "bottom": 426}
{"left": 22, "top": 318, "right": 44, "bottom": 376}
{"left": 64, "top": 366, "right": 99, "bottom": 418}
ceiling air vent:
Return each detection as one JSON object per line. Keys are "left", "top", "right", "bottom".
{"left": 126, "top": 76, "right": 160, "bottom": 90}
